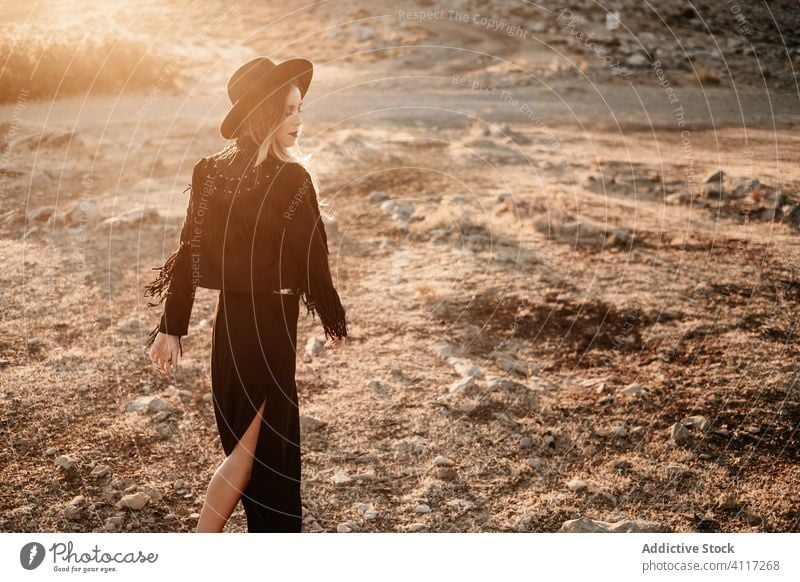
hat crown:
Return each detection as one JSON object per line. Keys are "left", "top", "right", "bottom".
{"left": 227, "top": 57, "right": 277, "bottom": 104}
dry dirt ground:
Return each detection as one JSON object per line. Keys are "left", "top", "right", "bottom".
{"left": 1, "top": 0, "right": 798, "bottom": 533}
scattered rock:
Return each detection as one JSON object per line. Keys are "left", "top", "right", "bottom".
{"left": 621, "top": 383, "right": 647, "bottom": 398}
{"left": 596, "top": 425, "right": 628, "bottom": 438}
{"left": 90, "top": 464, "right": 110, "bottom": 479}
{"left": 448, "top": 375, "right": 475, "bottom": 394}
{"left": 560, "top": 516, "right": 669, "bottom": 533}
{"left": 55, "top": 455, "right": 77, "bottom": 472}
{"left": 370, "top": 190, "right": 390, "bottom": 203}
{"left": 144, "top": 487, "right": 162, "bottom": 501}
{"left": 367, "top": 378, "right": 389, "bottom": 398}
{"left": 414, "top": 503, "right": 431, "bottom": 514}
{"left": 681, "top": 415, "right": 711, "bottom": 432}
{"left": 432, "top": 455, "right": 451, "bottom": 467}
{"left": 567, "top": 478, "right": 588, "bottom": 492}
{"left": 435, "top": 467, "right": 457, "bottom": 481}
{"left": 299, "top": 415, "right": 325, "bottom": 433}
{"left": 670, "top": 422, "right": 692, "bottom": 445}
{"left": 703, "top": 170, "right": 726, "bottom": 198}
{"left": 305, "top": 337, "right": 325, "bottom": 358}
{"left": 428, "top": 340, "right": 454, "bottom": 359}
{"left": 626, "top": 53, "right": 648, "bottom": 66}
{"left": 116, "top": 492, "right": 150, "bottom": 510}
{"left": 65, "top": 200, "right": 102, "bottom": 226}
{"left": 447, "top": 357, "right": 482, "bottom": 379}
{"left": 45, "top": 447, "right": 58, "bottom": 456}
{"left": 717, "top": 493, "right": 738, "bottom": 510}
{"left": 332, "top": 471, "right": 353, "bottom": 486}
{"left": 124, "top": 396, "right": 173, "bottom": 414}
{"left": 493, "top": 352, "right": 529, "bottom": 376}
{"left": 64, "top": 505, "right": 82, "bottom": 521}
{"left": 446, "top": 499, "right": 476, "bottom": 510}
{"left": 100, "top": 206, "right": 160, "bottom": 228}
{"left": 353, "top": 470, "right": 377, "bottom": 482}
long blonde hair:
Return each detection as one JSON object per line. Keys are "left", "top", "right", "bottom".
{"left": 239, "top": 82, "right": 333, "bottom": 221}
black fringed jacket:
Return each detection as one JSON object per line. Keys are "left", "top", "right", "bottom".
{"left": 144, "top": 134, "right": 348, "bottom": 349}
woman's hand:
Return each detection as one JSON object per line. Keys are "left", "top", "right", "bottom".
{"left": 325, "top": 335, "right": 346, "bottom": 350}
{"left": 148, "top": 332, "right": 182, "bottom": 376}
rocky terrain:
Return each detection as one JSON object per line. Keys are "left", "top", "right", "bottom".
{"left": 0, "top": 0, "right": 798, "bottom": 533}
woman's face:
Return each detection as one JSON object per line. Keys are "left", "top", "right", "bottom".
{"left": 275, "top": 85, "right": 303, "bottom": 149}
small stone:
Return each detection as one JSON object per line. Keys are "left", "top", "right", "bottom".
{"left": 519, "top": 436, "right": 533, "bottom": 449}
{"left": 45, "top": 447, "right": 58, "bottom": 456}
{"left": 435, "top": 467, "right": 457, "bottom": 481}
{"left": 494, "top": 353, "right": 529, "bottom": 376}
{"left": 332, "top": 471, "right": 352, "bottom": 485}
{"left": 718, "top": 493, "right": 738, "bottom": 510}
{"left": 370, "top": 190, "right": 390, "bottom": 203}
{"left": 433, "top": 455, "right": 451, "bottom": 467}
{"left": 299, "top": 415, "right": 326, "bottom": 433}
{"left": 414, "top": 503, "right": 431, "bottom": 514}
{"left": 681, "top": 415, "right": 711, "bottom": 432}
{"left": 305, "top": 337, "right": 325, "bottom": 358}
{"left": 567, "top": 478, "right": 587, "bottom": 492}
{"left": 144, "top": 487, "right": 162, "bottom": 500}
{"left": 447, "top": 357, "right": 482, "bottom": 379}
{"left": 446, "top": 499, "right": 476, "bottom": 510}
{"left": 528, "top": 457, "right": 542, "bottom": 469}
{"left": 90, "top": 464, "right": 110, "bottom": 479}
{"left": 363, "top": 510, "right": 379, "bottom": 520}
{"left": 448, "top": 375, "right": 475, "bottom": 394}
{"left": 55, "top": 455, "right": 76, "bottom": 472}
{"left": 560, "top": 516, "right": 668, "bottom": 533}
{"left": 353, "top": 470, "right": 377, "bottom": 482}
{"left": 670, "top": 422, "right": 692, "bottom": 445}
{"left": 116, "top": 492, "right": 150, "bottom": 510}
{"left": 409, "top": 522, "right": 426, "bottom": 531}
{"left": 337, "top": 523, "right": 353, "bottom": 533}
{"left": 65, "top": 199, "right": 101, "bottom": 225}
{"left": 621, "top": 383, "right": 646, "bottom": 397}
{"left": 428, "top": 340, "right": 454, "bottom": 359}
{"left": 597, "top": 425, "right": 628, "bottom": 438}
{"left": 626, "top": 53, "right": 648, "bottom": 66}
{"left": 124, "top": 396, "right": 173, "bottom": 414}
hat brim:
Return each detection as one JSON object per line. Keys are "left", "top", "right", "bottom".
{"left": 219, "top": 58, "right": 313, "bottom": 140}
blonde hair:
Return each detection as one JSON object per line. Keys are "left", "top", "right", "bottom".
{"left": 239, "top": 82, "right": 333, "bottom": 221}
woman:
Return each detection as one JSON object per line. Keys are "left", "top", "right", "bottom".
{"left": 143, "top": 56, "right": 348, "bottom": 533}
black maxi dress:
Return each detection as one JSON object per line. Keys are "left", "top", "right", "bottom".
{"left": 144, "top": 139, "right": 348, "bottom": 532}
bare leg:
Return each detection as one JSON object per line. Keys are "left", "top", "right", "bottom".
{"left": 195, "top": 400, "right": 266, "bottom": 532}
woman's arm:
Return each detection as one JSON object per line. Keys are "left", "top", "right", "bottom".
{"left": 280, "top": 166, "right": 348, "bottom": 341}
{"left": 144, "top": 158, "right": 207, "bottom": 351}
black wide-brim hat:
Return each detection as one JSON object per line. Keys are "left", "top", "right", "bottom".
{"left": 219, "top": 56, "right": 313, "bottom": 140}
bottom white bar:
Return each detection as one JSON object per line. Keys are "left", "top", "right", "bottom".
{"left": 1, "top": 533, "right": 797, "bottom": 581}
